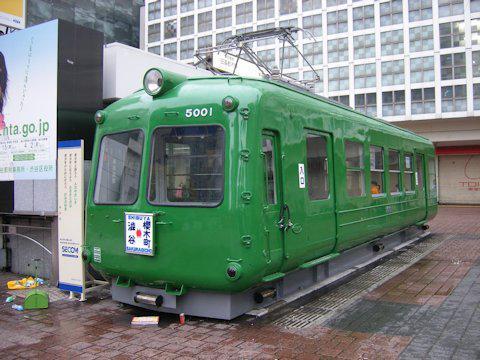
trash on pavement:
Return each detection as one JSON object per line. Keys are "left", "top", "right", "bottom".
{"left": 131, "top": 316, "right": 159, "bottom": 326}
{"left": 12, "top": 304, "right": 24, "bottom": 311}
{"left": 5, "top": 296, "right": 15, "bottom": 303}
{"left": 7, "top": 277, "right": 40, "bottom": 290}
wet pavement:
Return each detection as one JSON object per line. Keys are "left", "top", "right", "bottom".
{"left": 1, "top": 205, "right": 480, "bottom": 359}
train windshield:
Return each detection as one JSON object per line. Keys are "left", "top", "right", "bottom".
{"left": 148, "top": 125, "right": 225, "bottom": 206}
{"left": 94, "top": 130, "right": 144, "bottom": 204}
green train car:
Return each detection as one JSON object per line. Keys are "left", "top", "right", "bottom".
{"left": 84, "top": 68, "right": 438, "bottom": 319}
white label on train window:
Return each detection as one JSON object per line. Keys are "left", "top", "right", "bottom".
{"left": 298, "top": 163, "right": 306, "bottom": 189}
{"left": 415, "top": 172, "right": 419, "bottom": 186}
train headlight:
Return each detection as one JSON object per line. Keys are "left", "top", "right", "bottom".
{"left": 143, "top": 68, "right": 164, "bottom": 96}
{"left": 94, "top": 110, "right": 106, "bottom": 124}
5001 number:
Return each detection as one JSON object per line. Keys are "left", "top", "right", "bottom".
{"left": 185, "top": 107, "right": 213, "bottom": 118}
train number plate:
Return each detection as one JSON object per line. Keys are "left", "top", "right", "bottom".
{"left": 125, "top": 212, "right": 154, "bottom": 256}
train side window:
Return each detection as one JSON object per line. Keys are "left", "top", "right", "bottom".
{"left": 404, "top": 153, "right": 414, "bottom": 192}
{"left": 389, "top": 150, "right": 402, "bottom": 195}
{"left": 428, "top": 157, "right": 437, "bottom": 194}
{"left": 306, "top": 134, "right": 329, "bottom": 200}
{"left": 262, "top": 136, "right": 277, "bottom": 204}
{"left": 345, "top": 140, "right": 365, "bottom": 197}
{"left": 94, "top": 130, "right": 144, "bottom": 205}
{"left": 416, "top": 154, "right": 424, "bottom": 191}
{"left": 370, "top": 146, "right": 384, "bottom": 196}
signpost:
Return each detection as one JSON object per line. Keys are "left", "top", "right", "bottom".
{"left": 57, "top": 140, "right": 85, "bottom": 299}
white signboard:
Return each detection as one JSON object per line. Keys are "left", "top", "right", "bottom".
{"left": 212, "top": 51, "right": 264, "bottom": 79}
{"left": 0, "top": 0, "right": 25, "bottom": 30}
{"left": 125, "top": 213, "right": 155, "bottom": 256}
{"left": 58, "top": 140, "right": 85, "bottom": 295}
{"left": 0, "top": 20, "right": 58, "bottom": 180}
{"left": 298, "top": 163, "right": 306, "bottom": 189}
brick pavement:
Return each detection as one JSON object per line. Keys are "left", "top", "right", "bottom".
{"left": 0, "top": 205, "right": 479, "bottom": 359}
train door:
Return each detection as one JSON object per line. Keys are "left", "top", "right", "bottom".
{"left": 415, "top": 153, "right": 427, "bottom": 220}
{"left": 261, "top": 131, "right": 285, "bottom": 273}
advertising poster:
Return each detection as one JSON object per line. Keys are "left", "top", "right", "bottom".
{"left": 0, "top": 0, "right": 25, "bottom": 30}
{"left": 0, "top": 20, "right": 58, "bottom": 181}
{"left": 58, "top": 140, "right": 85, "bottom": 294}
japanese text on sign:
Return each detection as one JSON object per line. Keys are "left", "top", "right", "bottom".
{"left": 125, "top": 213, "right": 154, "bottom": 256}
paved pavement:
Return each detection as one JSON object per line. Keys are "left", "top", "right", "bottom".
{"left": 1, "top": 205, "right": 480, "bottom": 359}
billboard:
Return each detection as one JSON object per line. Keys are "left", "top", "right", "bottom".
{"left": 0, "top": 0, "right": 25, "bottom": 30}
{"left": 0, "top": 20, "right": 58, "bottom": 181}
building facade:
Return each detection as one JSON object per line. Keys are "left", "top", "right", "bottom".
{"left": 144, "top": 0, "right": 480, "bottom": 204}
{"left": 26, "top": 0, "right": 144, "bottom": 47}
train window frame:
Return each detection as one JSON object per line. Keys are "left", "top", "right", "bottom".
{"left": 404, "top": 152, "right": 415, "bottom": 194}
{"left": 345, "top": 140, "right": 366, "bottom": 197}
{"left": 415, "top": 153, "right": 425, "bottom": 191}
{"left": 305, "top": 131, "right": 330, "bottom": 201}
{"left": 388, "top": 149, "right": 402, "bottom": 196}
{"left": 147, "top": 124, "right": 226, "bottom": 208}
{"left": 261, "top": 131, "right": 279, "bottom": 206}
{"left": 427, "top": 156, "right": 437, "bottom": 196}
{"left": 93, "top": 129, "right": 145, "bottom": 206}
{"left": 369, "top": 145, "right": 386, "bottom": 198}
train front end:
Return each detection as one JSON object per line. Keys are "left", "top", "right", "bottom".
{"left": 84, "top": 69, "right": 263, "bottom": 319}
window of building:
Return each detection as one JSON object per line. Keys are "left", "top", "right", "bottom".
{"left": 442, "top": 85, "right": 467, "bottom": 112}
{"left": 164, "top": 0, "right": 177, "bottom": 17}
{"left": 94, "top": 130, "right": 144, "bottom": 205}
{"left": 353, "top": 5, "right": 374, "bottom": 31}
{"left": 181, "top": 15, "right": 194, "bottom": 36}
{"left": 198, "top": 0, "right": 212, "bottom": 9}
{"left": 355, "top": 93, "right": 377, "bottom": 116}
{"left": 149, "top": 126, "right": 224, "bottom": 206}
{"left": 148, "top": 24, "right": 161, "bottom": 43}
{"left": 236, "top": 26, "right": 253, "bottom": 35}
{"left": 329, "top": 66, "right": 349, "bottom": 91}
{"left": 409, "top": 0, "right": 432, "bottom": 21}
{"left": 345, "top": 140, "right": 365, "bottom": 197}
{"left": 404, "top": 153, "right": 414, "bottom": 192}
{"left": 327, "top": 10, "right": 348, "bottom": 34}
{"left": 280, "top": 0, "right": 297, "bottom": 15}
{"left": 381, "top": 30, "right": 404, "bottom": 56}
{"left": 438, "top": 0, "right": 464, "bottom": 17}
{"left": 306, "top": 134, "right": 329, "bottom": 200}
{"left": 473, "top": 84, "right": 480, "bottom": 110}
{"left": 327, "top": 0, "right": 347, "bottom": 6}
{"left": 472, "top": 0, "right": 480, "bottom": 12}
{"left": 216, "top": 7, "right": 232, "bottom": 29}
{"left": 383, "top": 90, "right": 405, "bottom": 116}
{"left": 180, "top": 39, "right": 194, "bottom": 60}
{"left": 440, "top": 53, "right": 466, "bottom": 80}
{"left": 148, "top": 46, "right": 160, "bottom": 55}
{"left": 262, "top": 136, "right": 277, "bottom": 204}
{"left": 148, "top": 1, "right": 161, "bottom": 21}
{"left": 280, "top": 46, "right": 298, "bottom": 69}
{"left": 328, "top": 38, "right": 348, "bottom": 63}
{"left": 198, "top": 12, "right": 212, "bottom": 33}
{"left": 258, "top": 0, "right": 275, "bottom": 20}
{"left": 416, "top": 154, "right": 424, "bottom": 190}
{"left": 389, "top": 150, "right": 401, "bottom": 194}
{"left": 354, "top": 34, "right": 376, "bottom": 60}
{"left": 164, "top": 20, "right": 177, "bottom": 39}
{"left": 473, "top": 51, "right": 480, "bottom": 77}
{"left": 258, "top": 49, "right": 276, "bottom": 68}
{"left": 411, "top": 88, "right": 435, "bottom": 114}
{"left": 354, "top": 63, "right": 376, "bottom": 89}
{"left": 216, "top": 0, "right": 228, "bottom": 4}
{"left": 382, "top": 59, "right": 405, "bottom": 86}
{"left": 164, "top": 43, "right": 177, "bottom": 60}
{"left": 198, "top": 35, "right": 212, "bottom": 49}
{"left": 236, "top": 2, "right": 253, "bottom": 25}
{"left": 370, "top": 146, "right": 385, "bottom": 196}
{"left": 410, "top": 25, "right": 434, "bottom": 52}
{"left": 216, "top": 31, "right": 231, "bottom": 45}
{"left": 411, "top": 56, "right": 435, "bottom": 83}
{"left": 303, "top": 42, "right": 322, "bottom": 66}
{"left": 279, "top": 19, "right": 298, "bottom": 40}
{"left": 472, "top": 19, "right": 480, "bottom": 45}
{"left": 181, "top": 0, "right": 194, "bottom": 13}
{"left": 428, "top": 157, "right": 437, "bottom": 194}
{"left": 380, "top": 0, "right": 403, "bottom": 26}
{"left": 439, "top": 21, "right": 465, "bottom": 48}
{"left": 256, "top": 23, "right": 276, "bottom": 46}
{"left": 303, "top": 14, "right": 322, "bottom": 37}
{"left": 330, "top": 95, "right": 350, "bottom": 106}
{"left": 304, "top": 70, "right": 323, "bottom": 93}
{"left": 303, "top": 0, "right": 322, "bottom": 11}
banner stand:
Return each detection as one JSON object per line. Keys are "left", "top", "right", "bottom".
{"left": 57, "top": 140, "right": 107, "bottom": 302}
